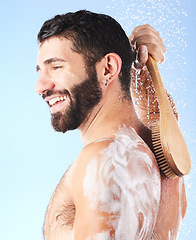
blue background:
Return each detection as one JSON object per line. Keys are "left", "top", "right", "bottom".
{"left": 1, "top": 0, "right": 195, "bottom": 239}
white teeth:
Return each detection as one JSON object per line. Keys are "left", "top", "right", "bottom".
{"left": 49, "top": 95, "right": 67, "bottom": 106}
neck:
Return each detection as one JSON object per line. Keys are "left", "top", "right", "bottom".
{"left": 79, "top": 81, "right": 146, "bottom": 146}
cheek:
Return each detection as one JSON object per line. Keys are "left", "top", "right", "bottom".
{"left": 51, "top": 71, "right": 75, "bottom": 90}
{"left": 54, "top": 69, "right": 87, "bottom": 90}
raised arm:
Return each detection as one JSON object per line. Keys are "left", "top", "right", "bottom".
{"left": 130, "top": 25, "right": 178, "bottom": 129}
{"left": 129, "top": 26, "right": 188, "bottom": 240}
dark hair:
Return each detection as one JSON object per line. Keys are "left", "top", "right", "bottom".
{"left": 38, "top": 10, "right": 135, "bottom": 94}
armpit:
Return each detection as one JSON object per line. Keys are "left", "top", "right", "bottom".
{"left": 43, "top": 194, "right": 76, "bottom": 238}
{"left": 55, "top": 203, "right": 76, "bottom": 230}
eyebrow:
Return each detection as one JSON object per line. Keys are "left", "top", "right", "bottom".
{"left": 36, "top": 57, "right": 66, "bottom": 72}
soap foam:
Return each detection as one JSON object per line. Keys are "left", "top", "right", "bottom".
{"left": 86, "top": 230, "right": 111, "bottom": 240}
{"left": 83, "top": 126, "right": 160, "bottom": 239}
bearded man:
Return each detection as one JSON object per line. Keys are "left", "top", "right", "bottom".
{"left": 36, "top": 10, "right": 187, "bottom": 240}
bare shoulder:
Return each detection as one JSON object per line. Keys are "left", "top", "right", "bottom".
{"left": 70, "top": 127, "right": 161, "bottom": 239}
{"left": 70, "top": 126, "right": 161, "bottom": 191}
{"left": 65, "top": 138, "right": 113, "bottom": 195}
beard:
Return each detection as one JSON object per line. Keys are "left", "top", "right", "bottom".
{"left": 50, "top": 68, "right": 102, "bottom": 133}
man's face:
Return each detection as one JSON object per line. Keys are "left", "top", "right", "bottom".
{"left": 36, "top": 37, "right": 102, "bottom": 133}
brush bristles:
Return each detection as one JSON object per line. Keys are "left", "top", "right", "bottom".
{"left": 152, "top": 122, "right": 176, "bottom": 179}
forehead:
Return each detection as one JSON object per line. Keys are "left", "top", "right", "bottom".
{"left": 37, "top": 37, "right": 79, "bottom": 64}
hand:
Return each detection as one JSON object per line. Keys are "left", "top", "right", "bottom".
{"left": 129, "top": 24, "right": 166, "bottom": 68}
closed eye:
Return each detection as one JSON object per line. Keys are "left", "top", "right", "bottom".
{"left": 53, "top": 66, "right": 63, "bottom": 70}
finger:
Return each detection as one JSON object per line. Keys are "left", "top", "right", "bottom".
{"left": 139, "top": 43, "right": 165, "bottom": 64}
{"left": 129, "top": 33, "right": 134, "bottom": 43}
{"left": 132, "top": 35, "right": 163, "bottom": 50}
{"left": 134, "top": 45, "right": 149, "bottom": 69}
{"left": 132, "top": 27, "right": 165, "bottom": 47}
{"left": 147, "top": 44, "right": 165, "bottom": 63}
{"left": 131, "top": 25, "right": 166, "bottom": 53}
{"left": 132, "top": 35, "right": 166, "bottom": 57}
{"left": 132, "top": 31, "right": 164, "bottom": 47}
{"left": 132, "top": 24, "right": 158, "bottom": 35}
{"left": 138, "top": 45, "right": 148, "bottom": 65}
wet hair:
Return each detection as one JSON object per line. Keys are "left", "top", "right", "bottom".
{"left": 38, "top": 10, "right": 135, "bottom": 94}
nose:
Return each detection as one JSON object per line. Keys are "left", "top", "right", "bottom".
{"left": 35, "top": 73, "right": 55, "bottom": 95}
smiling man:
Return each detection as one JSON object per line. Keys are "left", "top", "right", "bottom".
{"left": 36, "top": 37, "right": 102, "bottom": 133}
{"left": 36, "top": 10, "right": 187, "bottom": 240}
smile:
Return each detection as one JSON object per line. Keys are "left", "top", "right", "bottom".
{"left": 48, "top": 95, "right": 67, "bottom": 107}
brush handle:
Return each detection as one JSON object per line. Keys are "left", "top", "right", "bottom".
{"left": 146, "top": 55, "right": 171, "bottom": 112}
{"left": 146, "top": 55, "right": 191, "bottom": 177}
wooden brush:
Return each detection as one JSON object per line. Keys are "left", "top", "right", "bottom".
{"left": 146, "top": 55, "right": 191, "bottom": 178}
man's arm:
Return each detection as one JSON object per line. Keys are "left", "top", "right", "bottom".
{"left": 71, "top": 138, "right": 161, "bottom": 239}
{"left": 130, "top": 26, "right": 188, "bottom": 240}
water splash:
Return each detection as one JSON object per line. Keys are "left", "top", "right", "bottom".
{"left": 106, "top": 1, "right": 193, "bottom": 238}
{"left": 107, "top": 0, "right": 188, "bottom": 88}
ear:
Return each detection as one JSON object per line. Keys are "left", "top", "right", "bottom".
{"left": 96, "top": 53, "right": 122, "bottom": 88}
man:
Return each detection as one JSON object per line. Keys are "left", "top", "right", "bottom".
{"left": 36, "top": 10, "right": 187, "bottom": 239}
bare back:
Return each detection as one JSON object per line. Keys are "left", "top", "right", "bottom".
{"left": 43, "top": 126, "right": 187, "bottom": 240}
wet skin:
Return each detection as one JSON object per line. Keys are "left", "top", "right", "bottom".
{"left": 36, "top": 36, "right": 187, "bottom": 240}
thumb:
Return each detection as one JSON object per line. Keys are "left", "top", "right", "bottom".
{"left": 134, "top": 45, "right": 148, "bottom": 69}
{"left": 137, "top": 45, "right": 148, "bottom": 65}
